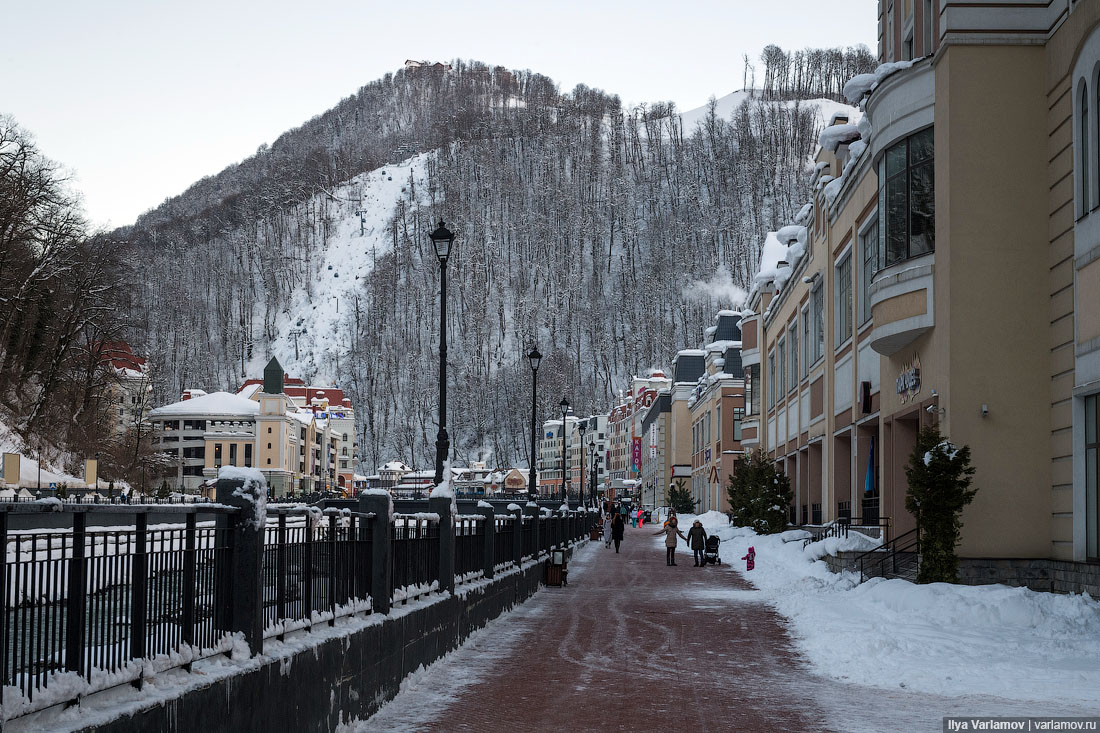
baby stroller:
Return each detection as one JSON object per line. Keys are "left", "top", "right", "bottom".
{"left": 703, "top": 535, "right": 722, "bottom": 565}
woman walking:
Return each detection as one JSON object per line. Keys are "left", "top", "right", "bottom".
{"left": 610, "top": 513, "right": 625, "bottom": 553}
{"left": 653, "top": 520, "right": 687, "bottom": 566}
{"left": 603, "top": 514, "right": 613, "bottom": 549}
{"left": 687, "top": 520, "right": 709, "bottom": 567}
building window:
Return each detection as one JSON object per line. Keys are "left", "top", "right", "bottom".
{"left": 1083, "top": 82, "right": 1092, "bottom": 216}
{"left": 214, "top": 443, "right": 222, "bottom": 467}
{"left": 787, "top": 323, "right": 798, "bottom": 391}
{"left": 267, "top": 442, "right": 272, "bottom": 450}
{"left": 768, "top": 352, "right": 776, "bottom": 408}
{"left": 245, "top": 444, "right": 253, "bottom": 467}
{"left": 1087, "top": 394, "right": 1098, "bottom": 559}
{"left": 860, "top": 217, "right": 879, "bottom": 324}
{"left": 835, "top": 252, "right": 852, "bottom": 347}
{"left": 812, "top": 284, "right": 824, "bottom": 363}
{"left": 716, "top": 405, "right": 721, "bottom": 442}
{"left": 801, "top": 306, "right": 810, "bottom": 377}
{"left": 879, "top": 127, "right": 934, "bottom": 269}
{"left": 923, "top": 0, "right": 933, "bottom": 55}
{"left": 747, "top": 365, "right": 760, "bottom": 416}
{"left": 777, "top": 340, "right": 786, "bottom": 399}
{"left": 733, "top": 407, "right": 744, "bottom": 441}
{"left": 229, "top": 444, "right": 238, "bottom": 466}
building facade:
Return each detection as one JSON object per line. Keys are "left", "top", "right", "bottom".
{"left": 739, "top": 0, "right": 1100, "bottom": 592}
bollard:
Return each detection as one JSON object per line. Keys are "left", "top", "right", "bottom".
{"left": 429, "top": 495, "right": 455, "bottom": 595}
{"left": 216, "top": 475, "right": 265, "bottom": 656}
{"left": 359, "top": 491, "right": 393, "bottom": 615}
{"left": 476, "top": 503, "right": 495, "bottom": 579}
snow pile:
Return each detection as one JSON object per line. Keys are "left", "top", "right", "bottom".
{"left": 219, "top": 466, "right": 268, "bottom": 530}
{"left": 675, "top": 512, "right": 1100, "bottom": 705}
{"left": 476, "top": 500, "right": 493, "bottom": 510}
{"left": 843, "top": 59, "right": 920, "bottom": 104}
{"left": 429, "top": 458, "right": 458, "bottom": 517}
{"left": 506, "top": 503, "right": 522, "bottom": 512}
{"left": 818, "top": 123, "right": 861, "bottom": 153}
{"left": 923, "top": 439, "right": 960, "bottom": 465}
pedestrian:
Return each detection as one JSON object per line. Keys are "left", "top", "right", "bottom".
{"left": 610, "top": 513, "right": 625, "bottom": 553}
{"left": 636, "top": 507, "right": 644, "bottom": 528}
{"left": 630, "top": 509, "right": 637, "bottom": 528}
{"left": 603, "top": 514, "right": 613, "bottom": 549}
{"left": 741, "top": 546, "right": 756, "bottom": 571}
{"left": 687, "top": 520, "right": 709, "bottom": 567}
{"left": 653, "top": 521, "right": 687, "bottom": 566}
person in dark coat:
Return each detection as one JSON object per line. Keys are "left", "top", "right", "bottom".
{"left": 610, "top": 513, "right": 625, "bottom": 553}
{"left": 686, "top": 520, "right": 709, "bottom": 566}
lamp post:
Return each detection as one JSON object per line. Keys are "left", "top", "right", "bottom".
{"left": 559, "top": 397, "right": 570, "bottom": 503}
{"left": 429, "top": 220, "right": 456, "bottom": 486}
{"left": 527, "top": 347, "right": 542, "bottom": 498}
{"left": 577, "top": 418, "right": 587, "bottom": 506}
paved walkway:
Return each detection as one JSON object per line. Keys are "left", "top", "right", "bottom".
{"left": 358, "top": 525, "right": 1099, "bottom": 732}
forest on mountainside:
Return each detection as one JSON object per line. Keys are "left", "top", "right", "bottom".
{"left": 0, "top": 116, "right": 154, "bottom": 483}
{"left": 111, "top": 45, "right": 875, "bottom": 473}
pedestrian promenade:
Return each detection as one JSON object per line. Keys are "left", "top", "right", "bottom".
{"left": 359, "top": 525, "right": 1100, "bottom": 732}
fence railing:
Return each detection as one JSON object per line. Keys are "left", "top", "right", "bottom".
{"left": 0, "top": 484, "right": 596, "bottom": 721}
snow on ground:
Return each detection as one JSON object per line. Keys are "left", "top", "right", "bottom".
{"left": 674, "top": 511, "right": 1100, "bottom": 707}
{"left": 250, "top": 154, "right": 431, "bottom": 385}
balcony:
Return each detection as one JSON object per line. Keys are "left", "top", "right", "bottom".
{"left": 868, "top": 252, "right": 934, "bottom": 355}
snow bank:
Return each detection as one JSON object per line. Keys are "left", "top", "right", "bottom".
{"left": 676, "top": 512, "right": 1100, "bottom": 705}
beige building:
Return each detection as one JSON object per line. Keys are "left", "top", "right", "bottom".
{"left": 740, "top": 0, "right": 1100, "bottom": 593}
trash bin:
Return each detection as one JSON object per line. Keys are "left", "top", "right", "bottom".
{"left": 546, "top": 548, "right": 567, "bottom": 587}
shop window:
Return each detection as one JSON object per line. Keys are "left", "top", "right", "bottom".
{"left": 878, "top": 127, "right": 935, "bottom": 268}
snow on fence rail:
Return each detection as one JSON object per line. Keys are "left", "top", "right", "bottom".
{"left": 0, "top": 494, "right": 596, "bottom": 722}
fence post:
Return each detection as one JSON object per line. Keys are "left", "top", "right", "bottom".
{"left": 0, "top": 510, "right": 7, "bottom": 717}
{"left": 129, "top": 512, "right": 148, "bottom": 667}
{"left": 511, "top": 505, "right": 524, "bottom": 563}
{"left": 217, "top": 476, "right": 265, "bottom": 656}
{"left": 359, "top": 491, "right": 392, "bottom": 615}
{"left": 65, "top": 512, "right": 87, "bottom": 675}
{"left": 477, "top": 503, "right": 495, "bottom": 580}
{"left": 429, "top": 495, "right": 455, "bottom": 595}
{"left": 525, "top": 502, "right": 540, "bottom": 558}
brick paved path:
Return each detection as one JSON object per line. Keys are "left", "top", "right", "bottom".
{"left": 360, "top": 525, "right": 1100, "bottom": 732}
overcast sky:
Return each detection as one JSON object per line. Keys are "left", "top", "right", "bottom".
{"left": 2, "top": 1, "right": 877, "bottom": 229}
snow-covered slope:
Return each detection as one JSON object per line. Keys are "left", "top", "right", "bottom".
{"left": 248, "top": 154, "right": 431, "bottom": 384}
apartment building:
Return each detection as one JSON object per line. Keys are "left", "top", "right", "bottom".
{"left": 740, "top": 0, "right": 1100, "bottom": 593}
{"left": 689, "top": 312, "right": 747, "bottom": 514}
{"left": 538, "top": 416, "right": 580, "bottom": 497}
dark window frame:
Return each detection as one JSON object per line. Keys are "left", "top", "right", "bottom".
{"left": 878, "top": 127, "right": 935, "bottom": 270}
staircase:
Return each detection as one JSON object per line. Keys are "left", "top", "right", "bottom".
{"left": 855, "top": 527, "right": 920, "bottom": 582}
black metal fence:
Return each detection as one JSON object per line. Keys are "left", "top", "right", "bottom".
{"left": 0, "top": 491, "right": 595, "bottom": 721}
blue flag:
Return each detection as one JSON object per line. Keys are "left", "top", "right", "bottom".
{"left": 864, "top": 436, "right": 875, "bottom": 494}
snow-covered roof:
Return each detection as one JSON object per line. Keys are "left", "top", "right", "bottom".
{"left": 753, "top": 232, "right": 789, "bottom": 287}
{"left": 150, "top": 391, "right": 261, "bottom": 418}
{"left": 237, "top": 383, "right": 262, "bottom": 400}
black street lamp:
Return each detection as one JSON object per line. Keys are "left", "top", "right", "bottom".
{"left": 577, "top": 418, "right": 588, "bottom": 506}
{"left": 559, "top": 397, "right": 570, "bottom": 502}
{"left": 527, "top": 347, "right": 542, "bottom": 497}
{"left": 429, "top": 220, "right": 456, "bottom": 486}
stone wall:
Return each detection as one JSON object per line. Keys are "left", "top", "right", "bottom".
{"left": 821, "top": 551, "right": 1100, "bottom": 595}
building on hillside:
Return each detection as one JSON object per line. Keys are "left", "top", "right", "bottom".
{"left": 640, "top": 392, "right": 672, "bottom": 508}
{"left": 571, "top": 414, "right": 608, "bottom": 501}
{"left": 738, "top": 0, "right": 1100, "bottom": 594}
{"left": 97, "top": 341, "right": 153, "bottom": 438}
{"left": 689, "top": 311, "right": 747, "bottom": 514}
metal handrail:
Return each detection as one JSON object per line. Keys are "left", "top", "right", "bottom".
{"left": 856, "top": 526, "right": 920, "bottom": 582}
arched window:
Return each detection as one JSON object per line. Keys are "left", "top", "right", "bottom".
{"left": 1081, "top": 82, "right": 1090, "bottom": 214}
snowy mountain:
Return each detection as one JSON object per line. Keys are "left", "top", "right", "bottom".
{"left": 120, "top": 53, "right": 870, "bottom": 473}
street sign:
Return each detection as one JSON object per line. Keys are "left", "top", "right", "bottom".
{"left": 49, "top": 482, "right": 57, "bottom": 490}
